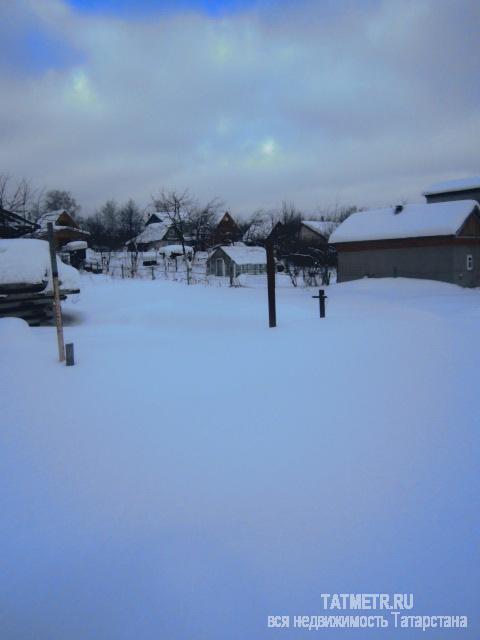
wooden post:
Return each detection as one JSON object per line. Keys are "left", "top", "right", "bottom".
{"left": 121, "top": 263, "right": 124, "bottom": 279}
{"left": 312, "top": 289, "right": 327, "bottom": 318}
{"left": 47, "top": 223, "right": 65, "bottom": 362}
{"left": 266, "top": 240, "right": 276, "bottom": 328}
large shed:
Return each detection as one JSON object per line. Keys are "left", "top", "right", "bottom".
{"left": 330, "top": 200, "right": 480, "bottom": 288}
{"left": 207, "top": 246, "right": 267, "bottom": 277}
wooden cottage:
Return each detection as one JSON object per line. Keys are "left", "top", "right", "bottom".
{"left": 207, "top": 246, "right": 267, "bottom": 277}
{"left": 126, "top": 213, "right": 189, "bottom": 251}
{"left": 330, "top": 200, "right": 480, "bottom": 288}
{"left": 33, "top": 210, "right": 89, "bottom": 248}
{"left": 212, "top": 212, "right": 242, "bottom": 246}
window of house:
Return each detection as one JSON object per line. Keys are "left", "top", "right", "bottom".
{"left": 466, "top": 254, "right": 474, "bottom": 271}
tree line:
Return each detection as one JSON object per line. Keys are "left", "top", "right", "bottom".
{"left": 0, "top": 173, "right": 361, "bottom": 251}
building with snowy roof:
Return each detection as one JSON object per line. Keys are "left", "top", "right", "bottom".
{"left": 330, "top": 200, "right": 480, "bottom": 287}
{"left": 212, "top": 212, "right": 242, "bottom": 246}
{"left": 125, "top": 213, "right": 189, "bottom": 251}
{"left": 33, "top": 210, "right": 89, "bottom": 248}
{"left": 207, "top": 245, "right": 267, "bottom": 277}
{"left": 423, "top": 177, "right": 480, "bottom": 205}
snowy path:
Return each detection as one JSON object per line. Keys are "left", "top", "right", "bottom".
{"left": 1, "top": 275, "right": 479, "bottom": 638}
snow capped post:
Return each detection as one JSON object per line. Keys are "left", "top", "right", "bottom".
{"left": 266, "top": 239, "right": 276, "bottom": 328}
{"left": 47, "top": 222, "right": 66, "bottom": 362}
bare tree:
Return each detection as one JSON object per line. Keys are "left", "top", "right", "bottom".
{"left": 242, "top": 209, "right": 277, "bottom": 245}
{"left": 0, "top": 174, "right": 38, "bottom": 219}
{"left": 151, "top": 189, "right": 195, "bottom": 256}
{"left": 187, "top": 198, "right": 222, "bottom": 251}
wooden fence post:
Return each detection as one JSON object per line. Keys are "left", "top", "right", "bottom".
{"left": 47, "top": 223, "right": 65, "bottom": 362}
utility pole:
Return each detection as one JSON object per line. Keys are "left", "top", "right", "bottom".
{"left": 47, "top": 223, "right": 65, "bottom": 362}
{"left": 266, "top": 240, "right": 276, "bottom": 328}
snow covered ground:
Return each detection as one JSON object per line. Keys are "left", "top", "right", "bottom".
{"left": 1, "top": 275, "right": 479, "bottom": 638}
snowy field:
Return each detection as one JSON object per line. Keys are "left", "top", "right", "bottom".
{"left": 1, "top": 275, "right": 479, "bottom": 638}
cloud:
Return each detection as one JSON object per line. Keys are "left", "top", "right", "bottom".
{"left": 0, "top": 0, "right": 479, "bottom": 216}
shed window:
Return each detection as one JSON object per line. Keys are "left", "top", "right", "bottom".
{"left": 466, "top": 254, "right": 474, "bottom": 271}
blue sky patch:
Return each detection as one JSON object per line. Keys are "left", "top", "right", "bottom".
{"left": 66, "top": 0, "right": 262, "bottom": 18}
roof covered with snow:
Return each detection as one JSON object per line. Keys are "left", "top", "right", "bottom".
{"left": 129, "top": 221, "right": 171, "bottom": 245}
{"left": 36, "top": 210, "right": 77, "bottom": 227}
{"left": 217, "top": 245, "right": 267, "bottom": 265}
{"left": 423, "top": 177, "right": 480, "bottom": 196}
{"left": 301, "top": 220, "right": 333, "bottom": 238}
{"left": 330, "top": 200, "right": 479, "bottom": 244}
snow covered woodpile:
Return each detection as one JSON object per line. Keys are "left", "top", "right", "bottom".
{"left": 0, "top": 207, "right": 38, "bottom": 239}
{"left": 0, "top": 239, "right": 80, "bottom": 325}
{"left": 423, "top": 176, "right": 480, "bottom": 205}
{"left": 32, "top": 210, "right": 89, "bottom": 248}
{"left": 330, "top": 200, "right": 480, "bottom": 287}
{"left": 207, "top": 245, "right": 267, "bottom": 276}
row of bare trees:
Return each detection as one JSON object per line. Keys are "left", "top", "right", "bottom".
{"left": 0, "top": 174, "right": 82, "bottom": 220}
{"left": 1, "top": 174, "right": 362, "bottom": 255}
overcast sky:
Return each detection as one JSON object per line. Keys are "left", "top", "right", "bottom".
{"left": 0, "top": 0, "right": 479, "bottom": 218}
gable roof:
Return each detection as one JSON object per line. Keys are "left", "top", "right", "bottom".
{"left": 128, "top": 221, "right": 171, "bottom": 245}
{"left": 423, "top": 177, "right": 480, "bottom": 196}
{"left": 330, "top": 200, "right": 479, "bottom": 244}
{"left": 301, "top": 220, "right": 333, "bottom": 239}
{"left": 36, "top": 210, "right": 79, "bottom": 228}
{"left": 216, "top": 245, "right": 267, "bottom": 265}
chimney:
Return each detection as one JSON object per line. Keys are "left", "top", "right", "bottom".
{"left": 394, "top": 205, "right": 403, "bottom": 215}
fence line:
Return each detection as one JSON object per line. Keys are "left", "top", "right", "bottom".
{"left": 78, "top": 251, "right": 334, "bottom": 288}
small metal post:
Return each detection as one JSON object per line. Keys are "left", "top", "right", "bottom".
{"left": 312, "top": 289, "right": 327, "bottom": 318}
{"left": 65, "top": 342, "right": 75, "bottom": 366}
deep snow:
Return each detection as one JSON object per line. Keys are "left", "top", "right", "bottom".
{"left": 0, "top": 275, "right": 479, "bottom": 638}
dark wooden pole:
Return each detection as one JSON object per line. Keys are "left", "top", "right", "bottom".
{"left": 47, "top": 222, "right": 65, "bottom": 362}
{"left": 266, "top": 240, "right": 276, "bottom": 328}
{"left": 319, "top": 289, "right": 326, "bottom": 318}
{"left": 312, "top": 289, "right": 327, "bottom": 318}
